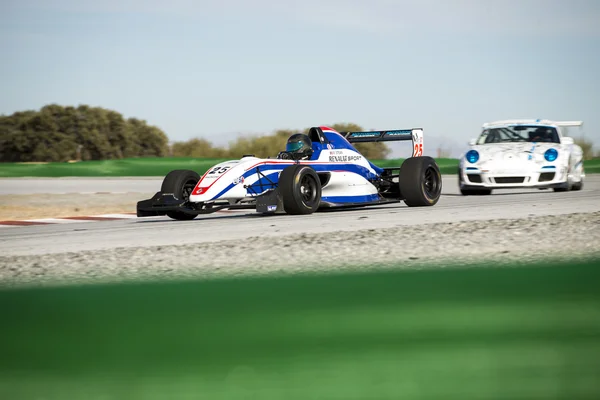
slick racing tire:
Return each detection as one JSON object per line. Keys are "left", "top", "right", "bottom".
{"left": 161, "top": 169, "right": 200, "bottom": 221}
{"left": 556, "top": 179, "right": 583, "bottom": 192}
{"left": 279, "top": 165, "right": 322, "bottom": 215}
{"left": 399, "top": 156, "right": 442, "bottom": 207}
{"left": 553, "top": 181, "right": 573, "bottom": 192}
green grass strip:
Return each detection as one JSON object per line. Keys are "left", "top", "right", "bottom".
{"left": 1, "top": 260, "right": 599, "bottom": 399}
{"left": 1, "top": 157, "right": 598, "bottom": 178}
{"left": 0, "top": 157, "right": 230, "bottom": 178}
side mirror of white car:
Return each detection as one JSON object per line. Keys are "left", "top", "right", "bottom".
{"left": 562, "top": 137, "right": 574, "bottom": 145}
{"left": 468, "top": 138, "right": 477, "bottom": 146}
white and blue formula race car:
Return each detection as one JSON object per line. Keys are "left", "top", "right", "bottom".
{"left": 137, "top": 126, "right": 443, "bottom": 220}
{"left": 458, "top": 119, "right": 585, "bottom": 195}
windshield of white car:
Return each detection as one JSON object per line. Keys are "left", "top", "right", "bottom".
{"left": 477, "top": 126, "right": 560, "bottom": 144}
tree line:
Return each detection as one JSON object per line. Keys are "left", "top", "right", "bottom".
{"left": 0, "top": 105, "right": 391, "bottom": 162}
{"left": 171, "top": 122, "right": 391, "bottom": 160}
{"left": 0, "top": 104, "right": 169, "bottom": 162}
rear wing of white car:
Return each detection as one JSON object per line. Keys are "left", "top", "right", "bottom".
{"left": 342, "top": 128, "right": 424, "bottom": 157}
{"left": 554, "top": 121, "right": 583, "bottom": 127}
{"left": 483, "top": 119, "right": 583, "bottom": 128}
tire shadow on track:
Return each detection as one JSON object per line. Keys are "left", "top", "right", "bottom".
{"left": 134, "top": 203, "right": 413, "bottom": 223}
{"left": 443, "top": 190, "right": 561, "bottom": 197}
{"left": 134, "top": 212, "right": 259, "bottom": 224}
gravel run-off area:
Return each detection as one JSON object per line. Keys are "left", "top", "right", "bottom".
{"left": 1, "top": 212, "right": 599, "bottom": 288}
{"left": 0, "top": 193, "right": 141, "bottom": 220}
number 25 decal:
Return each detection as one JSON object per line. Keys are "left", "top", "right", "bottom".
{"left": 413, "top": 143, "right": 423, "bottom": 157}
{"left": 208, "top": 166, "right": 231, "bottom": 175}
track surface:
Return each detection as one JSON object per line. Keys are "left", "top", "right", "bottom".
{"left": 2, "top": 176, "right": 599, "bottom": 258}
{"left": 0, "top": 177, "right": 160, "bottom": 195}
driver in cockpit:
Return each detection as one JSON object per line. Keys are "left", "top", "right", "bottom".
{"left": 277, "top": 133, "right": 314, "bottom": 160}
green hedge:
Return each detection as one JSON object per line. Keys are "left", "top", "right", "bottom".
{"left": 1, "top": 157, "right": 598, "bottom": 178}
{"left": 0, "top": 157, "right": 460, "bottom": 177}
{"left": 1, "top": 259, "right": 599, "bottom": 399}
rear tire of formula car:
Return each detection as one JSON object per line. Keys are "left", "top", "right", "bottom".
{"left": 399, "top": 156, "right": 442, "bottom": 207}
{"left": 279, "top": 165, "right": 322, "bottom": 215}
{"left": 161, "top": 169, "right": 200, "bottom": 220}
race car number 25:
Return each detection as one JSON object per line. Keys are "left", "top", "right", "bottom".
{"left": 413, "top": 143, "right": 423, "bottom": 157}
{"left": 208, "top": 166, "right": 231, "bottom": 175}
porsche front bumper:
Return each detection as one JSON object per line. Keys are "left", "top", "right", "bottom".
{"left": 459, "top": 166, "right": 568, "bottom": 189}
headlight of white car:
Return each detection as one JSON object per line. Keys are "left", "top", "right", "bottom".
{"left": 466, "top": 150, "right": 479, "bottom": 163}
{"left": 544, "top": 148, "right": 558, "bottom": 162}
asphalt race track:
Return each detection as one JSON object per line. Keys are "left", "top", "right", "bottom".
{"left": 1, "top": 175, "right": 599, "bottom": 258}
{"left": 0, "top": 177, "right": 160, "bottom": 195}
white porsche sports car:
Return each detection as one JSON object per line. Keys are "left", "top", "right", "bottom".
{"left": 458, "top": 119, "right": 585, "bottom": 195}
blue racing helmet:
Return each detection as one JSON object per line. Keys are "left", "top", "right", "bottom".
{"left": 285, "top": 133, "right": 313, "bottom": 160}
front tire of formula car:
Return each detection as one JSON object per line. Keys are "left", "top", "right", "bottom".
{"left": 399, "top": 156, "right": 442, "bottom": 207}
{"left": 161, "top": 169, "right": 200, "bottom": 220}
{"left": 279, "top": 165, "right": 322, "bottom": 215}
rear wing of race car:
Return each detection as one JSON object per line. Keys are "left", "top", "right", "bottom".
{"left": 554, "top": 121, "right": 583, "bottom": 127}
{"left": 483, "top": 119, "right": 584, "bottom": 128}
{"left": 341, "top": 128, "right": 424, "bottom": 157}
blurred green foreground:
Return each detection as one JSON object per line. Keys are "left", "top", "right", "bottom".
{"left": 1, "top": 260, "right": 599, "bottom": 399}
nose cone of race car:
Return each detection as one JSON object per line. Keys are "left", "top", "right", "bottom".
{"left": 189, "top": 161, "right": 244, "bottom": 200}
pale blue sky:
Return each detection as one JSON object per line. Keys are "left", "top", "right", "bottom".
{"left": 2, "top": 0, "right": 599, "bottom": 157}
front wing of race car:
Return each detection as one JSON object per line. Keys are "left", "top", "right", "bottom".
{"left": 136, "top": 192, "right": 256, "bottom": 217}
